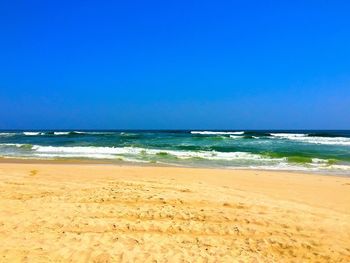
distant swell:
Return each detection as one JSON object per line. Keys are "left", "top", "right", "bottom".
{"left": 21, "top": 131, "right": 111, "bottom": 136}
{"left": 191, "top": 131, "right": 244, "bottom": 135}
{"left": 0, "top": 133, "right": 16, "bottom": 137}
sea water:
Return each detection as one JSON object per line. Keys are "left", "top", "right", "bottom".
{"left": 1, "top": 130, "right": 350, "bottom": 175}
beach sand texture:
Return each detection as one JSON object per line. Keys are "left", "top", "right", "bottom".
{"left": 0, "top": 163, "right": 349, "bottom": 262}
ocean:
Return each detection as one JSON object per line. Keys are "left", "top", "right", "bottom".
{"left": 0, "top": 130, "right": 350, "bottom": 174}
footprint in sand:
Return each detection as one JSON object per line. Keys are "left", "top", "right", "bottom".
{"left": 29, "top": 170, "right": 38, "bottom": 176}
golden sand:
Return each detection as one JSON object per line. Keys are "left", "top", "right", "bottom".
{"left": 0, "top": 162, "right": 349, "bottom": 262}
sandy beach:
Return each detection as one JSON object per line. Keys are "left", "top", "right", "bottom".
{"left": 0, "top": 162, "right": 349, "bottom": 262}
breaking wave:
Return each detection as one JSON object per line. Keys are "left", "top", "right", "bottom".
{"left": 191, "top": 131, "right": 244, "bottom": 135}
{"left": 31, "top": 145, "right": 273, "bottom": 161}
{"left": 270, "top": 133, "right": 350, "bottom": 146}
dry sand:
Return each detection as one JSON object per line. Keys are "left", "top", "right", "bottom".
{"left": 0, "top": 162, "right": 349, "bottom": 262}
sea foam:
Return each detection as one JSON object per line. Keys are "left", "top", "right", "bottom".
{"left": 31, "top": 145, "right": 277, "bottom": 162}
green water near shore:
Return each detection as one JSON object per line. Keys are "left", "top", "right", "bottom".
{"left": 1, "top": 130, "right": 350, "bottom": 174}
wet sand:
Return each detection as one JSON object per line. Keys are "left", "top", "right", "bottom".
{"left": 0, "top": 162, "right": 349, "bottom": 262}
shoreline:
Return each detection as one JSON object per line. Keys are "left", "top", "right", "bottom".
{"left": 1, "top": 156, "right": 349, "bottom": 178}
{"left": 1, "top": 161, "right": 350, "bottom": 214}
{"left": 0, "top": 161, "right": 349, "bottom": 261}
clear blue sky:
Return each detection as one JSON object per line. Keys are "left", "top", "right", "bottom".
{"left": 0, "top": 1, "right": 349, "bottom": 129}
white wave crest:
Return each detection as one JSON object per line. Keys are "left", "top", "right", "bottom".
{"left": 298, "top": 137, "right": 350, "bottom": 146}
{"left": 229, "top": 135, "right": 242, "bottom": 139}
{"left": 270, "top": 133, "right": 307, "bottom": 138}
{"left": 31, "top": 145, "right": 279, "bottom": 162}
{"left": 53, "top": 132, "right": 68, "bottom": 135}
{"left": 53, "top": 131, "right": 115, "bottom": 135}
{"left": 191, "top": 131, "right": 244, "bottom": 135}
{"left": 32, "top": 145, "right": 135, "bottom": 155}
{"left": 53, "top": 131, "right": 89, "bottom": 135}
{"left": 270, "top": 133, "right": 350, "bottom": 146}
{"left": 0, "top": 143, "right": 25, "bottom": 147}
{"left": 23, "top": 132, "right": 42, "bottom": 136}
{"left": 23, "top": 131, "right": 90, "bottom": 136}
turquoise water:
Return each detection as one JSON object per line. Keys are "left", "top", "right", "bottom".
{"left": 0, "top": 130, "right": 350, "bottom": 174}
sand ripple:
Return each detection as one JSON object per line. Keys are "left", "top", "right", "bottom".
{"left": 0, "top": 164, "right": 349, "bottom": 262}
